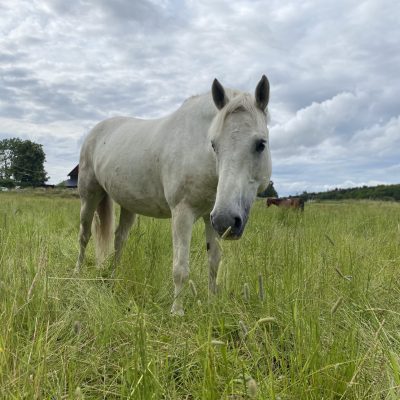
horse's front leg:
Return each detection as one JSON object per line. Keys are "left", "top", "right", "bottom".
{"left": 170, "top": 203, "right": 195, "bottom": 316}
{"left": 203, "top": 216, "right": 221, "bottom": 295}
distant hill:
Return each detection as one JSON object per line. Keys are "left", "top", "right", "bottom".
{"left": 296, "top": 184, "right": 400, "bottom": 201}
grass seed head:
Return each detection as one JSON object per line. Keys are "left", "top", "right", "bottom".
{"left": 73, "top": 320, "right": 82, "bottom": 335}
{"left": 258, "top": 274, "right": 265, "bottom": 302}
{"left": 247, "top": 378, "right": 258, "bottom": 398}
{"left": 243, "top": 283, "right": 250, "bottom": 302}
{"left": 216, "top": 261, "right": 224, "bottom": 286}
{"left": 189, "top": 279, "right": 197, "bottom": 297}
{"left": 211, "top": 339, "right": 226, "bottom": 346}
{"left": 331, "top": 296, "right": 343, "bottom": 314}
{"left": 239, "top": 320, "right": 248, "bottom": 337}
{"left": 257, "top": 316, "right": 277, "bottom": 325}
{"left": 75, "top": 386, "right": 84, "bottom": 399}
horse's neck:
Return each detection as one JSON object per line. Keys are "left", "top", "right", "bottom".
{"left": 177, "top": 88, "right": 241, "bottom": 124}
{"left": 178, "top": 92, "right": 217, "bottom": 124}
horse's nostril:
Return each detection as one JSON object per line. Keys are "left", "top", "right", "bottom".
{"left": 234, "top": 216, "right": 242, "bottom": 229}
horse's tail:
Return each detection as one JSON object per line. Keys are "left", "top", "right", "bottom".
{"left": 92, "top": 193, "right": 115, "bottom": 265}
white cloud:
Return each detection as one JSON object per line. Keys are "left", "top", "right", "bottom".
{"left": 0, "top": 0, "right": 399, "bottom": 193}
{"left": 350, "top": 116, "right": 400, "bottom": 158}
{"left": 271, "top": 91, "right": 367, "bottom": 152}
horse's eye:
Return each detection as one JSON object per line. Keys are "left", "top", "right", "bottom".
{"left": 255, "top": 139, "right": 266, "bottom": 153}
{"left": 211, "top": 141, "right": 216, "bottom": 152}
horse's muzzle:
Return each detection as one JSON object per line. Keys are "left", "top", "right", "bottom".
{"left": 210, "top": 211, "right": 246, "bottom": 239}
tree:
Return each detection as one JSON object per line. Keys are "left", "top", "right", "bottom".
{"left": 0, "top": 138, "right": 21, "bottom": 187}
{"left": 258, "top": 180, "right": 278, "bottom": 198}
{"left": 0, "top": 138, "right": 48, "bottom": 187}
{"left": 0, "top": 138, "right": 19, "bottom": 177}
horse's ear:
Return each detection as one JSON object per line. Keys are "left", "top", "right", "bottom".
{"left": 255, "top": 75, "right": 270, "bottom": 111}
{"left": 212, "top": 78, "right": 228, "bottom": 110}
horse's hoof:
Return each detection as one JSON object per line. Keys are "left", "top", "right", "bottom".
{"left": 171, "top": 309, "right": 185, "bottom": 317}
{"left": 170, "top": 305, "right": 185, "bottom": 317}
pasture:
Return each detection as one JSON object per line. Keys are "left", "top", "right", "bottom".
{"left": 1, "top": 191, "right": 399, "bottom": 399}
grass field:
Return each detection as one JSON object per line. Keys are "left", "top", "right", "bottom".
{"left": 1, "top": 191, "right": 400, "bottom": 399}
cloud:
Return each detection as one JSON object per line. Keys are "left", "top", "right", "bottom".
{"left": 0, "top": 0, "right": 399, "bottom": 194}
{"left": 270, "top": 111, "right": 400, "bottom": 196}
{"left": 271, "top": 91, "right": 367, "bottom": 152}
{"left": 350, "top": 116, "right": 400, "bottom": 158}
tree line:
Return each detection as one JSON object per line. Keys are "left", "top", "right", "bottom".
{"left": 297, "top": 184, "right": 400, "bottom": 202}
{"left": 257, "top": 181, "right": 278, "bottom": 198}
{"left": 0, "top": 138, "right": 48, "bottom": 188}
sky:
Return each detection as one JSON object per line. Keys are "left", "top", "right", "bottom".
{"left": 1, "top": 0, "right": 399, "bottom": 195}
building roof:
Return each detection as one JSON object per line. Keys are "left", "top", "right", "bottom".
{"left": 68, "top": 164, "right": 79, "bottom": 177}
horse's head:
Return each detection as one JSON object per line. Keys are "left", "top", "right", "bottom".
{"left": 209, "top": 76, "right": 271, "bottom": 239}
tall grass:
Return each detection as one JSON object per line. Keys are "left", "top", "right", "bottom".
{"left": 1, "top": 192, "right": 399, "bottom": 399}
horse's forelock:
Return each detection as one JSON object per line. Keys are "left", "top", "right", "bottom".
{"left": 208, "top": 93, "right": 269, "bottom": 141}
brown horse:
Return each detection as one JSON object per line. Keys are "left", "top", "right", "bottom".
{"left": 266, "top": 197, "right": 304, "bottom": 211}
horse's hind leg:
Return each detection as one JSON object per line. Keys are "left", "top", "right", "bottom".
{"left": 114, "top": 207, "right": 136, "bottom": 268}
{"left": 203, "top": 216, "right": 221, "bottom": 295}
{"left": 75, "top": 188, "right": 104, "bottom": 273}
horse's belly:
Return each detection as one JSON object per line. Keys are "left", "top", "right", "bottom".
{"left": 93, "top": 142, "right": 171, "bottom": 217}
{"left": 103, "top": 178, "right": 171, "bottom": 218}
{"left": 116, "top": 195, "right": 171, "bottom": 218}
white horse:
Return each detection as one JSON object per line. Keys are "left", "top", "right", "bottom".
{"left": 76, "top": 76, "right": 271, "bottom": 315}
